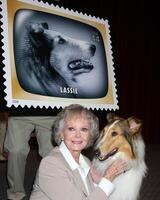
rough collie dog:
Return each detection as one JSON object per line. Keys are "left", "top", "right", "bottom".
{"left": 92, "top": 113, "right": 147, "bottom": 200}
{"left": 16, "top": 22, "right": 96, "bottom": 98}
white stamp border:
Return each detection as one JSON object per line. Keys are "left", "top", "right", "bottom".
{"left": 0, "top": 0, "right": 118, "bottom": 110}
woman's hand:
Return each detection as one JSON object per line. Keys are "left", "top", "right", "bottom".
{"left": 104, "top": 159, "right": 130, "bottom": 182}
{"left": 89, "top": 166, "right": 102, "bottom": 184}
{"left": 90, "top": 160, "right": 131, "bottom": 184}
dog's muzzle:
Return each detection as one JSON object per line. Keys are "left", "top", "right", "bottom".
{"left": 95, "top": 147, "right": 118, "bottom": 161}
{"left": 68, "top": 59, "right": 94, "bottom": 74}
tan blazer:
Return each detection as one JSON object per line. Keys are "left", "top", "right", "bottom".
{"left": 30, "top": 147, "right": 108, "bottom": 200}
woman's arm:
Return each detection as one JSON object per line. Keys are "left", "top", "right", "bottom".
{"left": 89, "top": 159, "right": 130, "bottom": 196}
{"left": 31, "top": 156, "right": 108, "bottom": 200}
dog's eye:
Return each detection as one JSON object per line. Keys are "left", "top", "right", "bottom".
{"left": 111, "top": 131, "right": 118, "bottom": 137}
{"left": 58, "top": 37, "right": 66, "bottom": 44}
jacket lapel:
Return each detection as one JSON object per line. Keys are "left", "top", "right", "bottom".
{"left": 87, "top": 173, "right": 95, "bottom": 193}
{"left": 72, "top": 170, "right": 95, "bottom": 195}
{"left": 54, "top": 147, "right": 91, "bottom": 196}
{"left": 72, "top": 169, "right": 88, "bottom": 196}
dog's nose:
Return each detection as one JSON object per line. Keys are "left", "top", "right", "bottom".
{"left": 90, "top": 44, "right": 96, "bottom": 54}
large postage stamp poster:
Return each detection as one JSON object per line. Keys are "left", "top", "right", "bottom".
{"left": 0, "top": 0, "right": 118, "bottom": 110}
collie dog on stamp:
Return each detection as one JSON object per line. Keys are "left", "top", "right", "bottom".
{"left": 17, "top": 22, "right": 96, "bottom": 98}
{"left": 92, "top": 113, "right": 147, "bottom": 200}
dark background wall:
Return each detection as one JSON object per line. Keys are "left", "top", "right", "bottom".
{"left": 0, "top": 0, "right": 159, "bottom": 144}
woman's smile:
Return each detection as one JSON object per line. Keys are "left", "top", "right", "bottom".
{"left": 61, "top": 115, "right": 91, "bottom": 159}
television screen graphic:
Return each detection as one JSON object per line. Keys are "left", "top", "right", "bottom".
{"left": 14, "top": 9, "right": 108, "bottom": 98}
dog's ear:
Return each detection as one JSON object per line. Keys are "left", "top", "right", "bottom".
{"left": 128, "top": 117, "right": 142, "bottom": 135}
{"left": 27, "top": 22, "right": 50, "bottom": 49}
{"left": 106, "top": 113, "right": 121, "bottom": 123}
{"left": 27, "top": 22, "right": 49, "bottom": 33}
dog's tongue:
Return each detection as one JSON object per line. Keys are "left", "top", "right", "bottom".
{"left": 68, "top": 59, "right": 93, "bottom": 70}
{"left": 98, "top": 147, "right": 118, "bottom": 161}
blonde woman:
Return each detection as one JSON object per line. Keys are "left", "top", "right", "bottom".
{"left": 30, "top": 104, "right": 129, "bottom": 200}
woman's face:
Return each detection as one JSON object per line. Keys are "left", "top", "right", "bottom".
{"left": 61, "top": 115, "right": 91, "bottom": 155}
